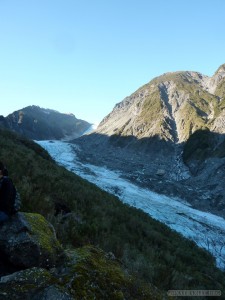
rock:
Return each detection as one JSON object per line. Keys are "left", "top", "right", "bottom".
{"left": 0, "top": 249, "right": 20, "bottom": 277}
{"left": 156, "top": 169, "right": 166, "bottom": 176}
{"left": 0, "top": 212, "right": 64, "bottom": 270}
{"left": 57, "top": 246, "right": 160, "bottom": 300}
{"left": 33, "top": 285, "right": 73, "bottom": 300}
{"left": 0, "top": 246, "right": 161, "bottom": 300}
{"left": 0, "top": 197, "right": 162, "bottom": 298}
{"left": 0, "top": 267, "right": 72, "bottom": 300}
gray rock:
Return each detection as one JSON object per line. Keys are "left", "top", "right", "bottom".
{"left": 0, "top": 212, "right": 64, "bottom": 269}
{"left": 156, "top": 169, "right": 166, "bottom": 176}
{"left": 33, "top": 286, "right": 73, "bottom": 300}
{"left": 0, "top": 267, "right": 73, "bottom": 300}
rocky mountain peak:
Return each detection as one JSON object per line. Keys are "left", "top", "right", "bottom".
{"left": 215, "top": 63, "right": 225, "bottom": 74}
{"left": 204, "top": 64, "right": 225, "bottom": 94}
{"left": 95, "top": 64, "right": 225, "bottom": 144}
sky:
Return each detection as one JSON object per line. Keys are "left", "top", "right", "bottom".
{"left": 0, "top": 0, "right": 225, "bottom": 124}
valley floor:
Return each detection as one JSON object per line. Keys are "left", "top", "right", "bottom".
{"left": 37, "top": 140, "right": 225, "bottom": 271}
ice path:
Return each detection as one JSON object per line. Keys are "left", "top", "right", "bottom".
{"left": 37, "top": 140, "right": 225, "bottom": 270}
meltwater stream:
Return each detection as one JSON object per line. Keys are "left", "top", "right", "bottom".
{"left": 37, "top": 140, "right": 225, "bottom": 270}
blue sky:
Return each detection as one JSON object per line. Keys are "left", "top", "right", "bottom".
{"left": 0, "top": 0, "right": 225, "bottom": 124}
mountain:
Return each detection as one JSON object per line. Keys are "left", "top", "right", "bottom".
{"left": 0, "top": 105, "right": 91, "bottom": 140}
{"left": 97, "top": 63, "right": 225, "bottom": 142}
{"left": 1, "top": 128, "right": 225, "bottom": 297}
{"left": 73, "top": 64, "right": 225, "bottom": 217}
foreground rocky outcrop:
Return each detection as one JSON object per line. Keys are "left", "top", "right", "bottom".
{"left": 0, "top": 213, "right": 162, "bottom": 299}
{"left": 0, "top": 267, "right": 73, "bottom": 300}
{"left": 0, "top": 213, "right": 63, "bottom": 271}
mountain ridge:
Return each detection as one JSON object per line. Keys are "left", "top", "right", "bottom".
{"left": 0, "top": 105, "right": 91, "bottom": 140}
{"left": 96, "top": 64, "right": 225, "bottom": 143}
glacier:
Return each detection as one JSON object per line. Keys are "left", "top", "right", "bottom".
{"left": 37, "top": 140, "right": 225, "bottom": 270}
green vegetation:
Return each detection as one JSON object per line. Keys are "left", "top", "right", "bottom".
{"left": 0, "top": 128, "right": 225, "bottom": 295}
{"left": 24, "top": 213, "right": 62, "bottom": 255}
{"left": 62, "top": 246, "right": 162, "bottom": 299}
{"left": 0, "top": 247, "right": 162, "bottom": 299}
{"left": 215, "top": 79, "right": 225, "bottom": 103}
{"left": 137, "top": 89, "right": 163, "bottom": 135}
{"left": 183, "top": 129, "right": 225, "bottom": 164}
{"left": 0, "top": 268, "right": 54, "bottom": 296}
{"left": 119, "top": 71, "right": 221, "bottom": 143}
{"left": 153, "top": 72, "right": 218, "bottom": 141}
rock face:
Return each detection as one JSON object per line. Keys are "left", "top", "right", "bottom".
{"left": 0, "top": 214, "right": 159, "bottom": 300}
{"left": 0, "top": 268, "right": 73, "bottom": 300}
{"left": 96, "top": 64, "right": 225, "bottom": 143}
{"left": 0, "top": 105, "right": 91, "bottom": 140}
{"left": 74, "top": 64, "right": 225, "bottom": 217}
{"left": 0, "top": 213, "right": 63, "bottom": 270}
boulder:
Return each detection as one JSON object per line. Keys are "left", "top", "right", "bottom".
{"left": 156, "top": 169, "right": 166, "bottom": 176}
{"left": 0, "top": 214, "right": 163, "bottom": 299}
{"left": 0, "top": 212, "right": 63, "bottom": 269}
{"left": 33, "top": 285, "right": 73, "bottom": 300}
{"left": 0, "top": 267, "right": 72, "bottom": 300}
{"left": 0, "top": 244, "right": 162, "bottom": 299}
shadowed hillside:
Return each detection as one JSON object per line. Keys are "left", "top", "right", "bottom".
{"left": 0, "top": 127, "right": 225, "bottom": 297}
{"left": 0, "top": 105, "right": 91, "bottom": 140}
